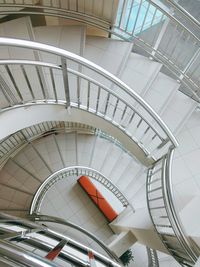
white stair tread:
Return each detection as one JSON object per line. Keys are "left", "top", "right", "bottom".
{"left": 84, "top": 36, "right": 132, "bottom": 75}
{"left": 34, "top": 25, "right": 86, "bottom": 57}
{"left": 121, "top": 52, "right": 162, "bottom": 95}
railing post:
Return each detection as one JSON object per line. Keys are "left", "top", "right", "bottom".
{"left": 61, "top": 57, "right": 70, "bottom": 108}
{"left": 151, "top": 17, "right": 170, "bottom": 57}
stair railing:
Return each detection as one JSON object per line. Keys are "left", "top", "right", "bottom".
{"left": 27, "top": 213, "right": 121, "bottom": 263}
{"left": 0, "top": 38, "right": 178, "bottom": 161}
{"left": 147, "top": 146, "right": 198, "bottom": 266}
{"left": 30, "top": 166, "right": 130, "bottom": 214}
{"left": 146, "top": 247, "right": 159, "bottom": 267}
{"left": 0, "top": 0, "right": 200, "bottom": 102}
{"left": 0, "top": 121, "right": 137, "bottom": 169}
{"left": 0, "top": 212, "right": 120, "bottom": 267}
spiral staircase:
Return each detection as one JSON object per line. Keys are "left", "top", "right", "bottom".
{"left": 0, "top": 0, "right": 199, "bottom": 266}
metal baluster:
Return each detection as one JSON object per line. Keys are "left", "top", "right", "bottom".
{"left": 20, "top": 64, "right": 35, "bottom": 101}
{"left": 111, "top": 98, "right": 119, "bottom": 120}
{"left": 77, "top": 75, "right": 80, "bottom": 107}
{"left": 5, "top": 65, "right": 23, "bottom": 103}
{"left": 131, "top": 0, "right": 143, "bottom": 35}
{"left": 35, "top": 65, "right": 47, "bottom": 100}
{"left": 120, "top": 104, "right": 127, "bottom": 125}
{"left": 118, "top": 0, "right": 127, "bottom": 28}
{"left": 140, "top": 1, "right": 151, "bottom": 33}
{"left": 104, "top": 92, "right": 110, "bottom": 116}
{"left": 61, "top": 57, "right": 70, "bottom": 108}
{"left": 95, "top": 86, "right": 101, "bottom": 113}
{"left": 125, "top": 0, "right": 134, "bottom": 32}
{"left": 50, "top": 68, "right": 58, "bottom": 102}
{"left": 169, "top": 28, "right": 185, "bottom": 61}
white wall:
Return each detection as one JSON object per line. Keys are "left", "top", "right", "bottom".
{"left": 172, "top": 109, "right": 200, "bottom": 241}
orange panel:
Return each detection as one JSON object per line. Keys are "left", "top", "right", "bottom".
{"left": 78, "top": 176, "right": 118, "bottom": 222}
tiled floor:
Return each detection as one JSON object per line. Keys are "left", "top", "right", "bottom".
{"left": 40, "top": 175, "right": 116, "bottom": 253}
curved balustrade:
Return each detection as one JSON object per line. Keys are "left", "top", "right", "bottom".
{"left": 0, "top": 239, "right": 58, "bottom": 267}
{"left": 0, "top": 38, "right": 177, "bottom": 161}
{"left": 28, "top": 213, "right": 120, "bottom": 263}
{"left": 0, "top": 121, "right": 137, "bottom": 169}
{"left": 146, "top": 247, "right": 159, "bottom": 267}
{"left": 30, "top": 166, "right": 130, "bottom": 214}
{"left": 0, "top": 1, "right": 199, "bottom": 101}
{"left": 0, "top": 213, "right": 121, "bottom": 267}
{"left": 147, "top": 147, "right": 198, "bottom": 266}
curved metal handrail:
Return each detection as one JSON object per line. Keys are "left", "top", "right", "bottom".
{"left": 30, "top": 166, "right": 130, "bottom": 214}
{"left": 0, "top": 38, "right": 178, "bottom": 162}
{"left": 0, "top": 1, "right": 200, "bottom": 101}
{"left": 161, "top": 0, "right": 200, "bottom": 30}
{"left": 147, "top": 146, "right": 198, "bottom": 266}
{"left": 0, "top": 212, "right": 121, "bottom": 267}
{"left": 0, "top": 239, "right": 58, "bottom": 267}
{"left": 0, "top": 120, "right": 137, "bottom": 169}
{"left": 27, "top": 213, "right": 120, "bottom": 263}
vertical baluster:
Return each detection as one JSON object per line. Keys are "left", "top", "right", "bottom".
{"left": 137, "top": 117, "right": 142, "bottom": 128}
{"left": 5, "top": 65, "right": 23, "bottom": 103}
{"left": 87, "top": 81, "right": 90, "bottom": 110}
{"left": 61, "top": 57, "right": 70, "bottom": 108}
{"left": 104, "top": 92, "right": 110, "bottom": 116}
{"left": 112, "top": 98, "right": 119, "bottom": 120}
{"left": 161, "top": 23, "right": 177, "bottom": 55}
{"left": 120, "top": 104, "right": 127, "bottom": 125}
{"left": 151, "top": 15, "right": 170, "bottom": 57}
{"left": 49, "top": 68, "right": 57, "bottom": 102}
{"left": 149, "top": 5, "right": 157, "bottom": 28}
{"left": 127, "top": 110, "right": 135, "bottom": 127}
{"left": 35, "top": 65, "right": 47, "bottom": 100}
{"left": 20, "top": 64, "right": 35, "bottom": 102}
{"left": 140, "top": 1, "right": 151, "bottom": 33}
{"left": 169, "top": 28, "right": 185, "bottom": 61}
{"left": 77, "top": 75, "right": 80, "bottom": 107}
{"left": 0, "top": 73, "right": 15, "bottom": 106}
{"left": 96, "top": 86, "right": 101, "bottom": 113}
{"left": 125, "top": 0, "right": 134, "bottom": 32}
{"left": 118, "top": 0, "right": 127, "bottom": 28}
{"left": 131, "top": 0, "right": 143, "bottom": 35}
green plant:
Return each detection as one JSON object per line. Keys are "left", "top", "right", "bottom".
{"left": 119, "top": 249, "right": 134, "bottom": 266}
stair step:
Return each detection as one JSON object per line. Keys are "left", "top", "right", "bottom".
{"left": 121, "top": 52, "right": 162, "bottom": 95}
{"left": 84, "top": 36, "right": 132, "bottom": 76}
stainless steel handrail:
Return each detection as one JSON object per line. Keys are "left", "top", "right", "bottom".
{"left": 0, "top": 1, "right": 200, "bottom": 102}
{"left": 0, "top": 37, "right": 178, "bottom": 147}
{"left": 0, "top": 120, "right": 136, "bottom": 169}
{"left": 0, "top": 212, "right": 121, "bottom": 267}
{"left": 30, "top": 166, "right": 130, "bottom": 214}
{"left": 0, "top": 239, "right": 58, "bottom": 267}
{"left": 147, "top": 147, "right": 198, "bottom": 266}
{"left": 162, "top": 0, "right": 200, "bottom": 29}
{"left": 0, "top": 38, "right": 178, "bottom": 164}
{"left": 164, "top": 147, "right": 198, "bottom": 263}
{"left": 27, "top": 213, "right": 120, "bottom": 263}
